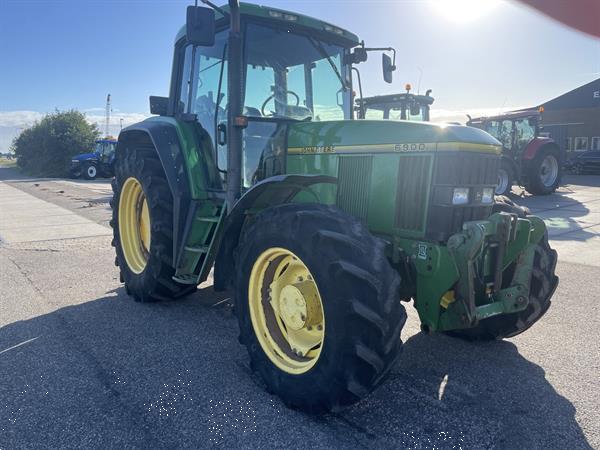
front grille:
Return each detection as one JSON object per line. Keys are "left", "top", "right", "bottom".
{"left": 426, "top": 152, "right": 500, "bottom": 241}
{"left": 395, "top": 154, "right": 433, "bottom": 231}
{"left": 336, "top": 155, "right": 373, "bottom": 220}
{"left": 435, "top": 152, "right": 499, "bottom": 186}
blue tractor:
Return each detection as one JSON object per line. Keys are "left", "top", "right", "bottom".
{"left": 70, "top": 138, "right": 117, "bottom": 180}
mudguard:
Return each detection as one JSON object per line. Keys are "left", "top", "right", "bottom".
{"left": 522, "top": 137, "right": 558, "bottom": 160}
{"left": 213, "top": 174, "right": 337, "bottom": 291}
{"left": 117, "top": 117, "right": 221, "bottom": 265}
{"left": 118, "top": 120, "right": 191, "bottom": 200}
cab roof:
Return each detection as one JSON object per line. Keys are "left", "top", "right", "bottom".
{"left": 175, "top": 2, "right": 360, "bottom": 47}
{"left": 356, "top": 93, "right": 435, "bottom": 110}
{"left": 468, "top": 109, "right": 540, "bottom": 124}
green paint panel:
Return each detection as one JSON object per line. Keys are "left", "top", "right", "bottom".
{"left": 288, "top": 120, "right": 501, "bottom": 148}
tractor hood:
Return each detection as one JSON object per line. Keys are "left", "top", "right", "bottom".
{"left": 287, "top": 120, "right": 502, "bottom": 155}
{"left": 72, "top": 152, "right": 99, "bottom": 161}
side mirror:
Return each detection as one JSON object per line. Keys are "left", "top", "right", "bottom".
{"left": 149, "top": 96, "right": 168, "bottom": 116}
{"left": 186, "top": 6, "right": 215, "bottom": 46}
{"left": 382, "top": 53, "right": 394, "bottom": 84}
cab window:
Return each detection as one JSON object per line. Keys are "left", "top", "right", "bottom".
{"left": 514, "top": 118, "right": 535, "bottom": 149}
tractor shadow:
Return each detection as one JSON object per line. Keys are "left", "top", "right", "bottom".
{"left": 0, "top": 286, "right": 592, "bottom": 449}
{"left": 336, "top": 331, "right": 593, "bottom": 449}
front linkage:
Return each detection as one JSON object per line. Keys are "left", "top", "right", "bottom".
{"left": 397, "top": 212, "right": 547, "bottom": 334}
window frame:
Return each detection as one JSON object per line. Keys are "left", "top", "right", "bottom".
{"left": 591, "top": 136, "right": 600, "bottom": 151}
{"left": 574, "top": 136, "right": 588, "bottom": 152}
{"left": 565, "top": 137, "right": 572, "bottom": 151}
{"left": 240, "top": 19, "right": 353, "bottom": 122}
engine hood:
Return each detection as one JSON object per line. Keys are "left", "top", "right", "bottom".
{"left": 287, "top": 120, "right": 502, "bottom": 155}
{"left": 72, "top": 152, "right": 99, "bottom": 161}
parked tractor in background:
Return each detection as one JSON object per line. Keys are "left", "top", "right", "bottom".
{"left": 70, "top": 138, "right": 117, "bottom": 180}
{"left": 467, "top": 109, "right": 563, "bottom": 196}
{"left": 111, "top": 1, "right": 558, "bottom": 412}
{"left": 356, "top": 84, "right": 434, "bottom": 121}
{"left": 71, "top": 138, "right": 117, "bottom": 180}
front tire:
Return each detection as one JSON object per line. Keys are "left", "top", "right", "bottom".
{"left": 495, "top": 160, "right": 513, "bottom": 196}
{"left": 525, "top": 147, "right": 561, "bottom": 195}
{"left": 83, "top": 163, "right": 98, "bottom": 180}
{"left": 235, "top": 204, "right": 406, "bottom": 412}
{"left": 110, "top": 145, "right": 195, "bottom": 302}
{"left": 448, "top": 196, "right": 558, "bottom": 340}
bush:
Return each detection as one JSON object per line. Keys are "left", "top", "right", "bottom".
{"left": 12, "top": 110, "right": 99, "bottom": 177}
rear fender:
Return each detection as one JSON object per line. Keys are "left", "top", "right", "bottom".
{"left": 522, "top": 137, "right": 556, "bottom": 160}
{"left": 117, "top": 117, "right": 221, "bottom": 265}
{"left": 213, "top": 174, "right": 337, "bottom": 291}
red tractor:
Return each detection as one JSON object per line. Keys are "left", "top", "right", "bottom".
{"left": 467, "top": 109, "right": 563, "bottom": 195}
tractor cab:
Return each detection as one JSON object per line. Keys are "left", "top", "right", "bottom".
{"left": 468, "top": 110, "right": 540, "bottom": 155}
{"left": 94, "top": 138, "right": 117, "bottom": 162}
{"left": 355, "top": 85, "right": 434, "bottom": 121}
{"left": 467, "top": 109, "right": 562, "bottom": 195}
{"left": 166, "top": 3, "right": 404, "bottom": 192}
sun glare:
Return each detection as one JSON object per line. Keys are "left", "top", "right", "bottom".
{"left": 429, "top": 0, "right": 501, "bottom": 23}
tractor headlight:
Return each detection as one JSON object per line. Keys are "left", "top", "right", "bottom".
{"left": 452, "top": 187, "right": 470, "bottom": 205}
{"left": 481, "top": 188, "right": 494, "bottom": 204}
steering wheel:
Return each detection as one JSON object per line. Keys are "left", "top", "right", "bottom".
{"left": 260, "top": 90, "right": 300, "bottom": 116}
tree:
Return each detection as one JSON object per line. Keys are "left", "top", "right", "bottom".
{"left": 11, "top": 110, "right": 99, "bottom": 177}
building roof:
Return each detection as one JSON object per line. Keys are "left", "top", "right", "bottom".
{"left": 538, "top": 78, "right": 600, "bottom": 111}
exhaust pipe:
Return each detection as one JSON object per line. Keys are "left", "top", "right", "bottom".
{"left": 226, "top": 0, "right": 244, "bottom": 211}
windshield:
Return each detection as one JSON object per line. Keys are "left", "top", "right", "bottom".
{"left": 389, "top": 103, "right": 425, "bottom": 121}
{"left": 362, "top": 101, "right": 427, "bottom": 121}
{"left": 243, "top": 23, "right": 351, "bottom": 121}
{"left": 95, "top": 141, "right": 115, "bottom": 156}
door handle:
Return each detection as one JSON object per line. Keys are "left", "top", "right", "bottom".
{"left": 217, "top": 123, "right": 227, "bottom": 146}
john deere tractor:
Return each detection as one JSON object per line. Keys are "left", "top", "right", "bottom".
{"left": 111, "top": 2, "right": 558, "bottom": 412}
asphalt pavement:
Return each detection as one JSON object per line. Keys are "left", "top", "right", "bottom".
{"left": 1, "top": 168, "right": 598, "bottom": 449}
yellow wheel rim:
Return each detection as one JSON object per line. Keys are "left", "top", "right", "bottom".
{"left": 118, "top": 177, "right": 151, "bottom": 274}
{"left": 248, "top": 247, "right": 325, "bottom": 375}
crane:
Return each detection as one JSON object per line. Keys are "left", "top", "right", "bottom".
{"left": 105, "top": 94, "right": 111, "bottom": 138}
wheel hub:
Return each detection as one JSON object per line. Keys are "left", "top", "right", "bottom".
{"left": 540, "top": 155, "right": 558, "bottom": 187}
{"left": 118, "top": 177, "right": 151, "bottom": 274}
{"left": 248, "top": 248, "right": 325, "bottom": 374}
{"left": 279, "top": 285, "right": 307, "bottom": 330}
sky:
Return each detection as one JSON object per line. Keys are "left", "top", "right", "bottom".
{"left": 0, "top": 0, "right": 599, "bottom": 151}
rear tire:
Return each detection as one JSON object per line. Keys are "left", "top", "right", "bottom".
{"left": 110, "top": 145, "right": 195, "bottom": 302}
{"left": 234, "top": 204, "right": 406, "bottom": 412}
{"left": 448, "top": 196, "right": 558, "bottom": 340}
{"left": 525, "top": 147, "right": 561, "bottom": 195}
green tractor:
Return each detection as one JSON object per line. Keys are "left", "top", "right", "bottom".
{"left": 111, "top": 2, "right": 558, "bottom": 412}
{"left": 355, "top": 84, "right": 434, "bottom": 121}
